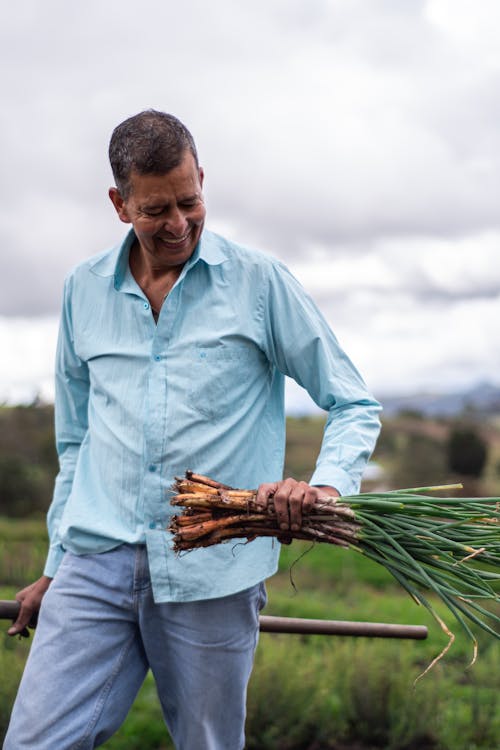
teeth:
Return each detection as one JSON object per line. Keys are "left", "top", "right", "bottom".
{"left": 159, "top": 232, "right": 190, "bottom": 245}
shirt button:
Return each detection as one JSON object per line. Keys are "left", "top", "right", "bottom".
{"left": 148, "top": 464, "right": 157, "bottom": 472}
{"left": 154, "top": 355, "right": 161, "bottom": 361}
{"left": 149, "top": 521, "right": 156, "bottom": 529}
{"left": 143, "top": 302, "right": 150, "bottom": 310}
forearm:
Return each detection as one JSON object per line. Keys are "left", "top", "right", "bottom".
{"left": 310, "top": 398, "right": 382, "bottom": 496}
{"left": 44, "top": 275, "right": 90, "bottom": 577}
{"left": 262, "top": 261, "right": 381, "bottom": 496}
{"left": 44, "top": 443, "right": 81, "bottom": 576}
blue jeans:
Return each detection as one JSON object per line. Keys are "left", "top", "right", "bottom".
{"left": 4, "top": 544, "right": 266, "bottom": 749}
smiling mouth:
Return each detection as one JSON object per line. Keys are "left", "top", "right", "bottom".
{"left": 157, "top": 230, "right": 191, "bottom": 247}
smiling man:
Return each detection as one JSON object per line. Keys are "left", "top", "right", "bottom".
{"left": 109, "top": 150, "right": 206, "bottom": 316}
{"left": 5, "top": 110, "right": 381, "bottom": 750}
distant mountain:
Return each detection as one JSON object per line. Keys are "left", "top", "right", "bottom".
{"left": 378, "top": 381, "right": 500, "bottom": 418}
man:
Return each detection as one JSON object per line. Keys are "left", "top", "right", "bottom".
{"left": 5, "top": 111, "right": 381, "bottom": 749}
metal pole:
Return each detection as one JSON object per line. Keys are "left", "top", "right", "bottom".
{"left": 0, "top": 600, "right": 38, "bottom": 629}
{"left": 259, "top": 615, "right": 428, "bottom": 639}
{"left": 0, "top": 600, "right": 427, "bottom": 639}
{"left": 0, "top": 601, "right": 20, "bottom": 620}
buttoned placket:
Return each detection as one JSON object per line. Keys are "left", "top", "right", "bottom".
{"left": 140, "top": 262, "right": 193, "bottom": 535}
{"left": 112, "top": 239, "right": 202, "bottom": 548}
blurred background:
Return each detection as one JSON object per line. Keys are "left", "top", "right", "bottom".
{"left": 1, "top": 0, "right": 499, "bottom": 406}
{"left": 1, "top": 3, "right": 500, "bottom": 748}
{"left": 2, "top": 0, "right": 500, "bottom": 508}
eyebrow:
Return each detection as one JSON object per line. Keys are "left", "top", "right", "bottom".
{"left": 140, "top": 193, "right": 200, "bottom": 211}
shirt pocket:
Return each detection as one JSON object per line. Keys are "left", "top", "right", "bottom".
{"left": 188, "top": 343, "right": 257, "bottom": 421}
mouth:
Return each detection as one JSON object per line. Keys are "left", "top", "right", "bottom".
{"left": 157, "top": 230, "right": 192, "bottom": 247}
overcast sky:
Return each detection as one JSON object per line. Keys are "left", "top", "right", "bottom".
{"left": 1, "top": 0, "right": 500, "bottom": 407}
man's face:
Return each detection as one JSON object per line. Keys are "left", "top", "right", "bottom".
{"left": 109, "top": 151, "right": 206, "bottom": 270}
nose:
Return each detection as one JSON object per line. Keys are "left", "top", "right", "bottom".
{"left": 164, "top": 208, "right": 188, "bottom": 237}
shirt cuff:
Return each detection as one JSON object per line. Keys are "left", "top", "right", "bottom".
{"left": 43, "top": 544, "right": 66, "bottom": 578}
{"left": 310, "top": 466, "right": 360, "bottom": 497}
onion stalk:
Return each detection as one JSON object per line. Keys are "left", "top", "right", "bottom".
{"left": 169, "top": 471, "right": 500, "bottom": 674}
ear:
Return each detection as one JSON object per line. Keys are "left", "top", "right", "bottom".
{"left": 109, "top": 187, "right": 132, "bottom": 224}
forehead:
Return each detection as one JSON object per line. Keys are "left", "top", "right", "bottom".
{"left": 127, "top": 152, "right": 201, "bottom": 202}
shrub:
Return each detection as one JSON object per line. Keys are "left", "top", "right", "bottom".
{"left": 246, "top": 637, "right": 443, "bottom": 750}
{"left": 447, "top": 427, "right": 488, "bottom": 478}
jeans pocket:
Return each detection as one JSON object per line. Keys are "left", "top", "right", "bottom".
{"left": 257, "top": 581, "right": 268, "bottom": 613}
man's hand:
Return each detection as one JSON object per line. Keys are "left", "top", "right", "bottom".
{"left": 256, "top": 478, "right": 339, "bottom": 532}
{"left": 7, "top": 576, "right": 52, "bottom": 637}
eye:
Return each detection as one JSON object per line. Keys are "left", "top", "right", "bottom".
{"left": 143, "top": 208, "right": 164, "bottom": 217}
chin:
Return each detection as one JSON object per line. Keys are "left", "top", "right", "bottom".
{"left": 157, "top": 244, "right": 195, "bottom": 266}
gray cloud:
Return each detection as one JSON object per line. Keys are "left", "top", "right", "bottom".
{"left": 1, "top": 0, "right": 500, "bottom": 317}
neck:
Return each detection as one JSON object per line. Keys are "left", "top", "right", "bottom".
{"left": 129, "top": 240, "right": 183, "bottom": 309}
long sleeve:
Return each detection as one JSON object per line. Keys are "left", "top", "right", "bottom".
{"left": 38, "top": 229, "right": 380, "bottom": 602}
{"left": 44, "top": 276, "right": 90, "bottom": 577}
{"left": 262, "top": 261, "right": 381, "bottom": 496}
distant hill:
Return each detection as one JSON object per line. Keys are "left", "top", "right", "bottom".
{"left": 378, "top": 381, "right": 500, "bottom": 418}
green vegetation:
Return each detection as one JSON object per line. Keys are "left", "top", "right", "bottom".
{"left": 447, "top": 426, "right": 488, "bottom": 478}
{"left": 1, "top": 405, "right": 500, "bottom": 748}
{"left": 0, "top": 404, "right": 57, "bottom": 518}
{"left": 2, "top": 532, "right": 500, "bottom": 749}
{"left": 1, "top": 404, "right": 499, "bottom": 519}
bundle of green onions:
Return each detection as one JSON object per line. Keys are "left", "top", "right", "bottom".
{"left": 170, "top": 471, "right": 500, "bottom": 671}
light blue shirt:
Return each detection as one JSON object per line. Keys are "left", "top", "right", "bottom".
{"left": 45, "top": 228, "right": 381, "bottom": 602}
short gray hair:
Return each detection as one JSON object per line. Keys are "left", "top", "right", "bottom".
{"left": 109, "top": 110, "right": 199, "bottom": 198}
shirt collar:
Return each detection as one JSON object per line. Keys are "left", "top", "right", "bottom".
{"left": 89, "top": 228, "right": 227, "bottom": 290}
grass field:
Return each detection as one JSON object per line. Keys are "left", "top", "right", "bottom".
{"left": 1, "top": 413, "right": 499, "bottom": 748}
{"left": 1, "top": 520, "right": 499, "bottom": 750}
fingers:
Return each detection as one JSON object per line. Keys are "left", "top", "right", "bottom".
{"left": 256, "top": 479, "right": 341, "bottom": 533}
{"left": 256, "top": 479, "right": 299, "bottom": 529}
{"left": 256, "top": 478, "right": 330, "bottom": 532}
{"left": 255, "top": 482, "right": 279, "bottom": 511}
{"left": 273, "top": 479, "right": 301, "bottom": 531}
{"left": 8, "top": 601, "right": 35, "bottom": 638}
{"left": 6, "top": 576, "right": 51, "bottom": 637}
